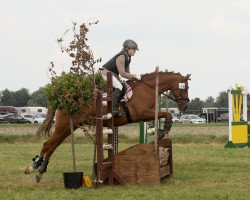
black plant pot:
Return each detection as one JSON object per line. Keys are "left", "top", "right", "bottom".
{"left": 63, "top": 172, "right": 83, "bottom": 189}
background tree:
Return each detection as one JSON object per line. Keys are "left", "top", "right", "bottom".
{"left": 0, "top": 88, "right": 30, "bottom": 106}
{"left": 0, "top": 89, "right": 15, "bottom": 106}
{"left": 28, "top": 87, "right": 47, "bottom": 107}
{"left": 187, "top": 97, "right": 203, "bottom": 111}
{"left": 160, "top": 96, "right": 176, "bottom": 109}
{"left": 203, "top": 96, "right": 215, "bottom": 108}
{"left": 0, "top": 91, "right": 3, "bottom": 105}
{"left": 215, "top": 91, "right": 228, "bottom": 108}
{"left": 13, "top": 88, "right": 30, "bottom": 107}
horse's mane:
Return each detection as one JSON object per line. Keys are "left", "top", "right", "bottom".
{"left": 126, "top": 70, "right": 182, "bottom": 87}
{"left": 141, "top": 71, "right": 182, "bottom": 80}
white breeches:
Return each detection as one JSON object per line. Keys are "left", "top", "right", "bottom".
{"left": 102, "top": 74, "right": 123, "bottom": 90}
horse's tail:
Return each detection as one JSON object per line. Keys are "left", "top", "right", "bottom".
{"left": 36, "top": 106, "right": 55, "bottom": 137}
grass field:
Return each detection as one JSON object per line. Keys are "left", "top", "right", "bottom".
{"left": 0, "top": 123, "right": 249, "bottom": 200}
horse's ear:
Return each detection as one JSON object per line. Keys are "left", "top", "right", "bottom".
{"left": 185, "top": 74, "right": 191, "bottom": 80}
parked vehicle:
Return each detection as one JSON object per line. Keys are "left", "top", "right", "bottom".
{"left": 172, "top": 115, "right": 180, "bottom": 123}
{"left": 22, "top": 114, "right": 45, "bottom": 124}
{"left": 2, "top": 114, "right": 31, "bottom": 124}
{"left": 0, "top": 113, "right": 14, "bottom": 123}
{"left": 0, "top": 106, "right": 18, "bottom": 115}
{"left": 216, "top": 113, "right": 229, "bottom": 122}
{"left": 180, "top": 114, "right": 206, "bottom": 123}
{"left": 159, "top": 114, "right": 180, "bottom": 123}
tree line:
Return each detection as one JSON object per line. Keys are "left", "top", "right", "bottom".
{"left": 161, "top": 91, "right": 250, "bottom": 111}
{"left": 0, "top": 88, "right": 47, "bottom": 107}
{"left": 1, "top": 87, "right": 249, "bottom": 111}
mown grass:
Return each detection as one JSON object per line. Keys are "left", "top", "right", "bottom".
{"left": 0, "top": 132, "right": 228, "bottom": 144}
{"left": 0, "top": 123, "right": 249, "bottom": 200}
{"left": 0, "top": 143, "right": 249, "bottom": 200}
{"left": 0, "top": 123, "right": 229, "bottom": 144}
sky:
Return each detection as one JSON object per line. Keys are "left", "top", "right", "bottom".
{"left": 1, "top": 0, "right": 250, "bottom": 100}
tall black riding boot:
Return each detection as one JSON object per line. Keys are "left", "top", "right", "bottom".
{"left": 113, "top": 88, "right": 123, "bottom": 116}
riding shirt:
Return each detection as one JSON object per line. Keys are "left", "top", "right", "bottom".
{"left": 102, "top": 51, "right": 135, "bottom": 80}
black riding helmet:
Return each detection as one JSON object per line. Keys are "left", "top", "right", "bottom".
{"left": 123, "top": 39, "right": 139, "bottom": 51}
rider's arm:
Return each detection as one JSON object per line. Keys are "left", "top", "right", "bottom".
{"left": 116, "top": 55, "right": 135, "bottom": 80}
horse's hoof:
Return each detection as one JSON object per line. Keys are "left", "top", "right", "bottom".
{"left": 24, "top": 166, "right": 33, "bottom": 174}
{"left": 35, "top": 173, "right": 42, "bottom": 183}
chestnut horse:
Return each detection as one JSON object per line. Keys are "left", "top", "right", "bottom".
{"left": 25, "top": 71, "right": 191, "bottom": 182}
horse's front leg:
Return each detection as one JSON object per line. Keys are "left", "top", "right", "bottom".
{"left": 158, "top": 112, "right": 173, "bottom": 131}
{"left": 141, "top": 111, "right": 172, "bottom": 140}
{"left": 157, "top": 112, "right": 173, "bottom": 139}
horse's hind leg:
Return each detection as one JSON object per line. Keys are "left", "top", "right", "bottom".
{"left": 24, "top": 134, "right": 59, "bottom": 174}
{"left": 24, "top": 153, "right": 43, "bottom": 174}
{"left": 25, "top": 139, "right": 53, "bottom": 174}
{"left": 25, "top": 117, "right": 71, "bottom": 176}
{"left": 35, "top": 126, "right": 71, "bottom": 183}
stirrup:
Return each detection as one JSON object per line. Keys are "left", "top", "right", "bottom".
{"left": 113, "top": 108, "right": 122, "bottom": 116}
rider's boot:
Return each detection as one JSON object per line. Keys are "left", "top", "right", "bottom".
{"left": 113, "top": 88, "right": 123, "bottom": 116}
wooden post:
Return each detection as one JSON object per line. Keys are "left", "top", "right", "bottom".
{"left": 95, "top": 91, "right": 104, "bottom": 186}
{"left": 70, "top": 118, "right": 76, "bottom": 172}
{"left": 154, "top": 66, "right": 159, "bottom": 156}
{"left": 95, "top": 72, "right": 126, "bottom": 188}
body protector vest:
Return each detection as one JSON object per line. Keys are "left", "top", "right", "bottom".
{"left": 102, "top": 51, "right": 131, "bottom": 76}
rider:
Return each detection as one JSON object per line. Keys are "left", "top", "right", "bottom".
{"left": 101, "top": 39, "right": 141, "bottom": 115}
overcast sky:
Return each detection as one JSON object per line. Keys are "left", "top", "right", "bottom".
{"left": 1, "top": 0, "right": 250, "bottom": 100}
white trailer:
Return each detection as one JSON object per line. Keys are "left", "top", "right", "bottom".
{"left": 15, "top": 107, "right": 48, "bottom": 117}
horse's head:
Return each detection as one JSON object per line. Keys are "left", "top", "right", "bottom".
{"left": 133, "top": 71, "right": 191, "bottom": 113}
{"left": 168, "top": 74, "right": 191, "bottom": 112}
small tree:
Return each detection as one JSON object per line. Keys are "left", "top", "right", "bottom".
{"left": 44, "top": 21, "right": 102, "bottom": 115}
{"left": 44, "top": 21, "right": 101, "bottom": 173}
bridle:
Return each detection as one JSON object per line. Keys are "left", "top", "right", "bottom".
{"left": 139, "top": 77, "right": 190, "bottom": 103}
{"left": 169, "top": 82, "right": 190, "bottom": 102}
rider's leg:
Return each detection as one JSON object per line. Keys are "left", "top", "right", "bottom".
{"left": 113, "top": 88, "right": 123, "bottom": 114}
{"left": 111, "top": 77, "right": 123, "bottom": 115}
{"left": 102, "top": 73, "right": 124, "bottom": 115}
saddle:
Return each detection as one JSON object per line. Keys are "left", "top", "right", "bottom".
{"left": 102, "top": 82, "right": 133, "bottom": 105}
{"left": 121, "top": 82, "right": 133, "bottom": 103}
{"left": 102, "top": 82, "right": 133, "bottom": 122}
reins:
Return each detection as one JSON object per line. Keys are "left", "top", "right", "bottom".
{"left": 138, "top": 78, "right": 190, "bottom": 102}
{"left": 139, "top": 79, "right": 176, "bottom": 101}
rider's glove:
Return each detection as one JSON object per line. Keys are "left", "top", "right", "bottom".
{"left": 134, "top": 75, "right": 141, "bottom": 80}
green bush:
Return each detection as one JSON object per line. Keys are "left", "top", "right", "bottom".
{"left": 44, "top": 71, "right": 106, "bottom": 115}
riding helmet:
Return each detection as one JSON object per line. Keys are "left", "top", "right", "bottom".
{"left": 123, "top": 39, "right": 139, "bottom": 50}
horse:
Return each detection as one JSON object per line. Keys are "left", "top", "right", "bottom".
{"left": 24, "top": 70, "right": 191, "bottom": 182}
